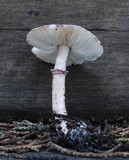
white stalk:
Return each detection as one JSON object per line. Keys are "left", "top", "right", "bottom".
{"left": 52, "top": 45, "right": 69, "bottom": 134}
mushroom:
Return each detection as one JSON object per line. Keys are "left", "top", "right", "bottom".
{"left": 26, "top": 24, "right": 103, "bottom": 134}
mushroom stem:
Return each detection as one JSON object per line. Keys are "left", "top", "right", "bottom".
{"left": 51, "top": 45, "right": 69, "bottom": 115}
{"left": 51, "top": 45, "right": 69, "bottom": 134}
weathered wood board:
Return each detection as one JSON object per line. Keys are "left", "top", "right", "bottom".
{"left": 0, "top": 0, "right": 129, "bottom": 121}
{"left": 0, "top": 0, "right": 129, "bottom": 31}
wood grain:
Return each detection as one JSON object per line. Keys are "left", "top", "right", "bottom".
{"left": 0, "top": 0, "right": 129, "bottom": 31}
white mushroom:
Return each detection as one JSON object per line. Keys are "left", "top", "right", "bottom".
{"left": 26, "top": 24, "right": 103, "bottom": 134}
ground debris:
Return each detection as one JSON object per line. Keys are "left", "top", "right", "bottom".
{"left": 0, "top": 116, "right": 129, "bottom": 159}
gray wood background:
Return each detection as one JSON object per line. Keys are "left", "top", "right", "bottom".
{"left": 0, "top": 0, "right": 129, "bottom": 121}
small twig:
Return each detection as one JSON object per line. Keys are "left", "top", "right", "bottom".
{"left": 0, "top": 123, "right": 15, "bottom": 128}
{"left": 0, "top": 137, "right": 16, "bottom": 145}
{"left": 120, "top": 130, "right": 129, "bottom": 136}
{"left": 0, "top": 142, "right": 42, "bottom": 153}
{"left": 7, "top": 130, "right": 30, "bottom": 136}
{"left": 48, "top": 142, "right": 129, "bottom": 158}
{"left": 53, "top": 114, "right": 78, "bottom": 122}
{"left": 110, "top": 127, "right": 129, "bottom": 134}
{"left": 106, "top": 144, "right": 123, "bottom": 153}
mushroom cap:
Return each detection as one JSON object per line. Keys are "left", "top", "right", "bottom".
{"left": 26, "top": 24, "right": 103, "bottom": 66}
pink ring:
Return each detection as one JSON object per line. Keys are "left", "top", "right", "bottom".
{"left": 50, "top": 69, "right": 68, "bottom": 75}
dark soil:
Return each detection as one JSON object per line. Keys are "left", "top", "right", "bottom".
{"left": 0, "top": 115, "right": 129, "bottom": 159}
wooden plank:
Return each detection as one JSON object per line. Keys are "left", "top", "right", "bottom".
{"left": 0, "top": 0, "right": 129, "bottom": 31}
{"left": 0, "top": 30, "right": 129, "bottom": 120}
